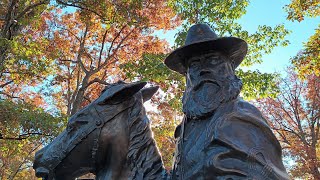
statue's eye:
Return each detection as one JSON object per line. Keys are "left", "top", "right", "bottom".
{"left": 189, "top": 60, "right": 200, "bottom": 67}
{"left": 77, "top": 112, "right": 87, "bottom": 117}
{"left": 209, "top": 58, "right": 223, "bottom": 66}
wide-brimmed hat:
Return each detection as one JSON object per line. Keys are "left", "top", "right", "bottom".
{"left": 164, "top": 23, "right": 248, "bottom": 74}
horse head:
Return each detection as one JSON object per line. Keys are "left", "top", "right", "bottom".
{"left": 33, "top": 81, "right": 163, "bottom": 180}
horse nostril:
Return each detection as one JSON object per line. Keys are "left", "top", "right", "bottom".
{"left": 35, "top": 149, "right": 44, "bottom": 160}
{"left": 35, "top": 167, "right": 49, "bottom": 178}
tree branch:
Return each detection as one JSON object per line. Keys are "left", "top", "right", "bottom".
{"left": 57, "top": 26, "right": 81, "bottom": 42}
{"left": 0, "top": 80, "right": 13, "bottom": 88}
{"left": 15, "top": 0, "right": 49, "bottom": 21}
{"left": 0, "top": 132, "right": 52, "bottom": 141}
{"left": 98, "top": 27, "right": 109, "bottom": 67}
{"left": 95, "top": 26, "right": 134, "bottom": 73}
{"left": 83, "top": 95, "right": 92, "bottom": 103}
{"left": 0, "top": 91, "right": 21, "bottom": 100}
{"left": 106, "top": 25, "right": 127, "bottom": 60}
{"left": 55, "top": 0, "right": 106, "bottom": 20}
{"left": 82, "top": 77, "right": 109, "bottom": 90}
{"left": 8, "top": 141, "right": 44, "bottom": 180}
{"left": 77, "top": 23, "right": 89, "bottom": 74}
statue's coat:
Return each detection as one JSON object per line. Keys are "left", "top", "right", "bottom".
{"left": 172, "top": 98, "right": 289, "bottom": 179}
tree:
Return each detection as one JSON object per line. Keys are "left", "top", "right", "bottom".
{"left": 0, "top": 0, "right": 50, "bottom": 67}
{"left": 285, "top": 0, "right": 320, "bottom": 22}
{"left": 0, "top": 0, "right": 306, "bottom": 177}
{"left": 256, "top": 69, "right": 320, "bottom": 179}
{"left": 0, "top": 100, "right": 64, "bottom": 179}
{"left": 285, "top": 0, "right": 320, "bottom": 78}
{"left": 291, "top": 25, "right": 320, "bottom": 78}
{"left": 1, "top": 1, "right": 180, "bottom": 178}
{"left": 0, "top": 2, "right": 64, "bottom": 179}
{"left": 40, "top": 1, "right": 179, "bottom": 116}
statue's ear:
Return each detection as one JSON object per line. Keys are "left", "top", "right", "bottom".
{"left": 99, "top": 82, "right": 147, "bottom": 105}
{"left": 141, "top": 86, "right": 159, "bottom": 103}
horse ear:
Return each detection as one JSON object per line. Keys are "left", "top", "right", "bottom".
{"left": 99, "top": 82, "right": 147, "bottom": 105}
{"left": 141, "top": 86, "right": 159, "bottom": 103}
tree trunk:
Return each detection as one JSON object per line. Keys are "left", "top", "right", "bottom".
{"left": 310, "top": 148, "right": 320, "bottom": 180}
{"left": 70, "top": 76, "right": 89, "bottom": 116}
{"left": 311, "top": 166, "right": 320, "bottom": 180}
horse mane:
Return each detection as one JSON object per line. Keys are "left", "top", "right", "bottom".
{"left": 126, "top": 94, "right": 165, "bottom": 179}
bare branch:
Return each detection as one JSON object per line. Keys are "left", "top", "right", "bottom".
{"left": 95, "top": 26, "right": 134, "bottom": 73}
{"left": 0, "top": 132, "right": 52, "bottom": 141}
{"left": 77, "top": 23, "right": 89, "bottom": 74}
{"left": 55, "top": 0, "right": 106, "bottom": 21}
{"left": 83, "top": 95, "right": 92, "bottom": 103}
{"left": 0, "top": 91, "right": 21, "bottom": 100}
{"left": 59, "top": 59, "right": 78, "bottom": 63}
{"left": 106, "top": 25, "right": 127, "bottom": 59}
{"left": 57, "top": 26, "right": 81, "bottom": 42}
{"left": 98, "top": 27, "right": 109, "bottom": 67}
{"left": 0, "top": 80, "right": 13, "bottom": 88}
{"left": 82, "top": 77, "right": 109, "bottom": 90}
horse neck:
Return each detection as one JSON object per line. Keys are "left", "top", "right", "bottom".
{"left": 127, "top": 101, "right": 166, "bottom": 179}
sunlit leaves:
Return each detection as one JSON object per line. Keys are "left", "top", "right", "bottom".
{"left": 236, "top": 69, "right": 280, "bottom": 100}
{"left": 285, "top": 0, "right": 320, "bottom": 22}
{"left": 0, "top": 100, "right": 65, "bottom": 179}
{"left": 169, "top": 0, "right": 249, "bottom": 24}
{"left": 292, "top": 25, "right": 320, "bottom": 78}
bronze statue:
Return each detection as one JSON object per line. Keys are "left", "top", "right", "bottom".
{"left": 33, "top": 81, "right": 167, "bottom": 180}
{"left": 33, "top": 24, "right": 290, "bottom": 180}
{"left": 164, "top": 24, "right": 290, "bottom": 179}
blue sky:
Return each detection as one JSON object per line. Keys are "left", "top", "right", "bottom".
{"left": 159, "top": 0, "right": 319, "bottom": 75}
{"left": 239, "top": 0, "right": 319, "bottom": 74}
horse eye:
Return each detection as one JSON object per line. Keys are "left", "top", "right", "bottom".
{"left": 75, "top": 120, "right": 88, "bottom": 125}
{"left": 67, "top": 124, "right": 73, "bottom": 133}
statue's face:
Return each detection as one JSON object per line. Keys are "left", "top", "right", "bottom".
{"left": 186, "top": 52, "right": 234, "bottom": 86}
{"left": 182, "top": 52, "right": 237, "bottom": 118}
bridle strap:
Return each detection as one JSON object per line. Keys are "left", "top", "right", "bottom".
{"left": 90, "top": 107, "right": 105, "bottom": 172}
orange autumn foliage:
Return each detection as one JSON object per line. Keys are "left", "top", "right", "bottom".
{"left": 257, "top": 69, "right": 320, "bottom": 179}
{"left": 44, "top": 2, "right": 180, "bottom": 115}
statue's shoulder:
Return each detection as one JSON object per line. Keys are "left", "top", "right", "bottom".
{"left": 233, "top": 98, "right": 263, "bottom": 116}
{"left": 214, "top": 98, "right": 281, "bottom": 152}
{"left": 226, "top": 98, "right": 269, "bottom": 127}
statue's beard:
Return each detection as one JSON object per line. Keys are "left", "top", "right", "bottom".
{"left": 183, "top": 78, "right": 242, "bottom": 119}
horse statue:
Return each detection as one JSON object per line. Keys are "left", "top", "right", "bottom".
{"left": 33, "top": 81, "right": 167, "bottom": 180}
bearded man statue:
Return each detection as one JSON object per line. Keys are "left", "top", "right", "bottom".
{"left": 164, "top": 24, "right": 290, "bottom": 180}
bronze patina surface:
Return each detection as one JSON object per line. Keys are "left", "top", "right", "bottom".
{"left": 167, "top": 24, "right": 289, "bottom": 180}
{"left": 33, "top": 81, "right": 166, "bottom": 180}
{"left": 34, "top": 24, "right": 289, "bottom": 180}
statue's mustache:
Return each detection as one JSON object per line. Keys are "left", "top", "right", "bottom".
{"left": 192, "top": 79, "right": 222, "bottom": 91}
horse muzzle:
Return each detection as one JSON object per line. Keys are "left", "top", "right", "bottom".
{"left": 34, "top": 148, "right": 54, "bottom": 180}
{"left": 35, "top": 167, "right": 50, "bottom": 179}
